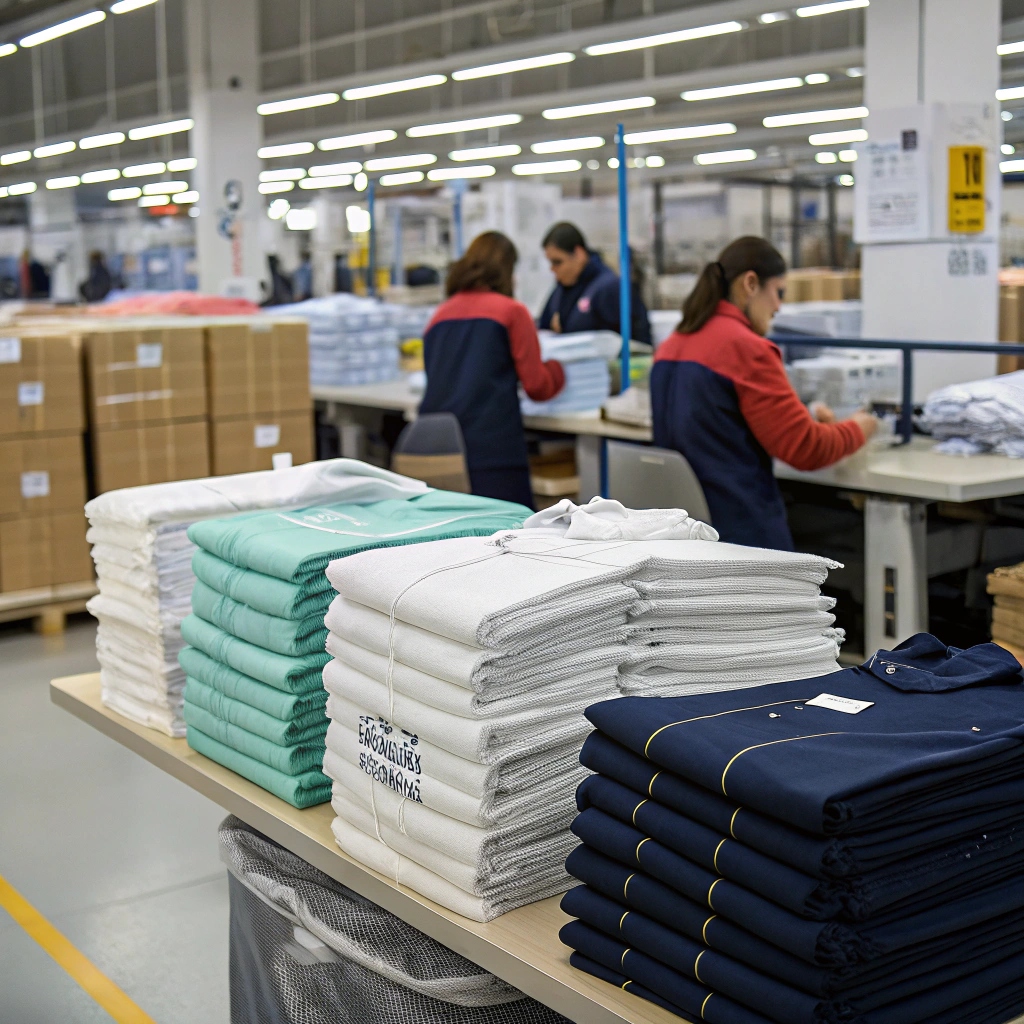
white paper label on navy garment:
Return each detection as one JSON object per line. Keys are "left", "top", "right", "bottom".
{"left": 806, "top": 693, "right": 874, "bottom": 715}
{"left": 20, "top": 471, "right": 49, "bottom": 498}
{"left": 0, "top": 337, "right": 21, "bottom": 363}
{"left": 18, "top": 381, "right": 43, "bottom": 406}
{"left": 254, "top": 423, "right": 281, "bottom": 448}
{"left": 136, "top": 342, "right": 163, "bottom": 368}
{"left": 357, "top": 714, "right": 423, "bottom": 802}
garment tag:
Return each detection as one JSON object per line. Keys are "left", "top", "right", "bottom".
{"left": 18, "top": 381, "right": 43, "bottom": 406}
{"left": 358, "top": 715, "right": 423, "bottom": 802}
{"left": 806, "top": 693, "right": 874, "bottom": 715}
{"left": 254, "top": 423, "right": 281, "bottom": 448}
{"left": 0, "top": 337, "right": 21, "bottom": 363}
{"left": 20, "top": 471, "right": 49, "bottom": 498}
{"left": 136, "top": 342, "right": 163, "bottom": 368}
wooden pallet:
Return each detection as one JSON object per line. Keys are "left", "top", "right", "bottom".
{"left": 0, "top": 581, "right": 97, "bottom": 634}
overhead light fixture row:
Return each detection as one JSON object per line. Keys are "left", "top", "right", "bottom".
{"left": 9, "top": 182, "right": 35, "bottom": 195}
{"left": 764, "top": 106, "right": 868, "bottom": 127}
{"left": 364, "top": 153, "right": 436, "bottom": 171}
{"left": 427, "top": 165, "right": 495, "bottom": 180}
{"left": 142, "top": 180, "right": 188, "bottom": 195}
{"left": 129, "top": 118, "right": 193, "bottom": 140}
{"left": 379, "top": 171, "right": 426, "bottom": 186}
{"left": 46, "top": 176, "right": 80, "bottom": 190}
{"left": 694, "top": 148, "right": 757, "bottom": 165}
{"left": 80, "top": 131, "right": 125, "bottom": 149}
{"left": 259, "top": 181, "right": 294, "bottom": 194}
{"left": 449, "top": 144, "right": 521, "bottom": 161}
{"left": 258, "top": 142, "right": 314, "bottom": 159}
{"left": 0, "top": 151, "right": 30, "bottom": 165}
{"left": 167, "top": 157, "right": 197, "bottom": 172}
{"left": 512, "top": 159, "right": 582, "bottom": 175}
{"left": 584, "top": 21, "right": 741, "bottom": 56}
{"left": 343, "top": 75, "right": 446, "bottom": 101}
{"left": 623, "top": 123, "right": 735, "bottom": 144}
{"left": 310, "top": 161, "right": 362, "bottom": 176}
{"left": 82, "top": 169, "right": 120, "bottom": 183}
{"left": 796, "top": 0, "right": 868, "bottom": 16}
{"left": 809, "top": 128, "right": 867, "bottom": 145}
{"left": 318, "top": 130, "right": 397, "bottom": 151}
{"left": 543, "top": 97, "right": 655, "bottom": 119}
{"left": 258, "top": 93, "right": 339, "bottom": 116}
{"left": 108, "top": 187, "right": 141, "bottom": 201}
{"left": 0, "top": 44, "right": 16, "bottom": 58}
{"left": 683, "top": 78, "right": 803, "bottom": 102}
{"left": 299, "top": 174, "right": 354, "bottom": 189}
{"left": 407, "top": 114, "right": 522, "bottom": 137}
{"left": 453, "top": 53, "right": 574, "bottom": 80}
{"left": 20, "top": 11, "right": 104, "bottom": 48}
{"left": 123, "top": 161, "right": 166, "bottom": 177}
{"left": 34, "top": 141, "right": 75, "bottom": 159}
{"left": 999, "top": 41, "right": 1024, "bottom": 56}
{"left": 531, "top": 137, "right": 604, "bottom": 154}
{"left": 111, "top": 0, "right": 158, "bottom": 11}
{"left": 997, "top": 86, "right": 1024, "bottom": 101}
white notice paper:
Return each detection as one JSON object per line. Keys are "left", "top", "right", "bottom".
{"left": 855, "top": 132, "right": 930, "bottom": 243}
{"left": 0, "top": 338, "right": 21, "bottom": 363}
{"left": 20, "top": 471, "right": 49, "bottom": 498}
{"left": 806, "top": 693, "right": 874, "bottom": 715}
{"left": 254, "top": 424, "right": 281, "bottom": 448}
{"left": 18, "top": 381, "right": 43, "bottom": 406}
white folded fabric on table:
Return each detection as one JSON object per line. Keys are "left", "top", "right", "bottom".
{"left": 523, "top": 497, "right": 718, "bottom": 542}
{"left": 923, "top": 369, "right": 1024, "bottom": 452}
{"left": 520, "top": 358, "right": 611, "bottom": 416}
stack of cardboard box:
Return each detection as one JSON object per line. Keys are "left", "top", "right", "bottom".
{"left": 0, "top": 330, "right": 92, "bottom": 592}
{"left": 998, "top": 284, "right": 1024, "bottom": 373}
{"left": 988, "top": 562, "right": 1024, "bottom": 662}
{"left": 205, "top": 318, "right": 313, "bottom": 474}
{"left": 783, "top": 268, "right": 861, "bottom": 302}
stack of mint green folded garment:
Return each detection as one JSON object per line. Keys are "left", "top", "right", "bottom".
{"left": 179, "top": 491, "right": 529, "bottom": 809}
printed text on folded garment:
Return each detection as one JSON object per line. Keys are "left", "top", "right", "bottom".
{"left": 358, "top": 715, "right": 423, "bottom": 801}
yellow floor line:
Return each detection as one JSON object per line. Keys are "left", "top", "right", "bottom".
{"left": 0, "top": 873, "right": 158, "bottom": 1024}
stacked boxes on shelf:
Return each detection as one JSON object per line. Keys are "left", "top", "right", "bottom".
{"left": 0, "top": 329, "right": 91, "bottom": 591}
{"left": 205, "top": 318, "right": 313, "bottom": 474}
{"left": 783, "top": 268, "right": 861, "bottom": 303}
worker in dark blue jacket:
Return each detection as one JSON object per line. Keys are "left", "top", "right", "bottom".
{"left": 538, "top": 222, "right": 651, "bottom": 345}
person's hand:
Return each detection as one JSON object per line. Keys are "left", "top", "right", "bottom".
{"left": 550, "top": 312, "right": 562, "bottom": 333}
{"left": 852, "top": 411, "right": 880, "bottom": 440}
{"left": 810, "top": 401, "right": 836, "bottom": 424}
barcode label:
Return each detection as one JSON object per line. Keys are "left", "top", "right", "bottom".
{"left": 136, "top": 343, "right": 163, "bottom": 368}
{"left": 20, "top": 471, "right": 49, "bottom": 498}
{"left": 18, "top": 381, "right": 43, "bottom": 406}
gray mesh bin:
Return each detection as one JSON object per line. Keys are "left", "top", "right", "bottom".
{"left": 220, "top": 816, "right": 570, "bottom": 1024}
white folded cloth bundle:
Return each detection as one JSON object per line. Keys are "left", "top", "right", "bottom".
{"left": 86, "top": 460, "right": 427, "bottom": 737}
{"left": 537, "top": 329, "right": 622, "bottom": 363}
{"left": 523, "top": 497, "right": 718, "bottom": 542}
{"left": 520, "top": 358, "right": 611, "bottom": 416}
{"left": 923, "top": 369, "right": 1024, "bottom": 454}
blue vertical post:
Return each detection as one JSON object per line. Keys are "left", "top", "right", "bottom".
{"left": 451, "top": 179, "right": 466, "bottom": 258}
{"left": 616, "top": 123, "right": 631, "bottom": 392}
{"left": 367, "top": 177, "right": 377, "bottom": 296}
{"left": 391, "top": 204, "right": 403, "bottom": 286}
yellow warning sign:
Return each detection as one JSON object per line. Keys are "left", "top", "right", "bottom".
{"left": 948, "top": 145, "right": 986, "bottom": 234}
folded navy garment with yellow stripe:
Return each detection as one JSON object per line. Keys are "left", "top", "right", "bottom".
{"left": 585, "top": 634, "right": 1024, "bottom": 835}
{"left": 580, "top": 731, "right": 1024, "bottom": 879}
{"left": 567, "top": 952, "right": 688, "bottom": 1018}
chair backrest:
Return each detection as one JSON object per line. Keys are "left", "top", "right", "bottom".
{"left": 606, "top": 441, "right": 712, "bottom": 524}
{"left": 391, "top": 412, "right": 471, "bottom": 493}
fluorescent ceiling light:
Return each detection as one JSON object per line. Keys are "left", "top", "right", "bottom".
{"left": 512, "top": 159, "right": 582, "bottom": 175}
{"left": 645, "top": 154, "right": 665, "bottom": 167}
{"left": 452, "top": 52, "right": 574, "bottom": 80}
{"left": 354, "top": 172, "right": 368, "bottom": 191}
{"left": 543, "top": 97, "right": 655, "bottom": 119}
{"left": 805, "top": 73, "right": 831, "bottom": 84}
{"left": 286, "top": 208, "right": 317, "bottom": 231}
{"left": 34, "top": 141, "right": 75, "bottom": 158}
{"left": 259, "top": 168, "right": 305, "bottom": 182}
{"left": 1003, "top": 143, "right": 1016, "bottom": 155}
{"left": 364, "top": 153, "right": 436, "bottom": 171}
{"left": 129, "top": 118, "right": 193, "bottom": 140}
{"left": 1001, "top": 159, "right": 1024, "bottom": 172}
{"left": 267, "top": 199, "right": 290, "bottom": 220}
{"left": 80, "top": 131, "right": 125, "bottom": 149}
{"left": 997, "top": 86, "right": 1024, "bottom": 101}
{"left": 1005, "top": 110, "right": 1015, "bottom": 121}
{"left": 343, "top": 75, "right": 446, "bottom": 101}
{"left": 176, "top": 191, "right": 198, "bottom": 203}
{"left": 450, "top": 144, "right": 520, "bottom": 161}
{"left": 999, "top": 41, "right": 1024, "bottom": 56}
{"left": 427, "top": 165, "right": 495, "bottom": 180}
{"left": 683, "top": 78, "right": 803, "bottom": 102}
{"left": 839, "top": 149, "right": 857, "bottom": 161}
{"left": 531, "top": 136, "right": 604, "bottom": 154}
{"left": 346, "top": 206, "right": 371, "bottom": 233}
{"left": 167, "top": 157, "right": 197, "bottom": 172}
{"left": 839, "top": 173, "right": 854, "bottom": 186}
{"left": 764, "top": 105, "right": 868, "bottom": 127}
{"left": 81, "top": 169, "right": 120, "bottom": 183}
{"left": 318, "top": 130, "right": 397, "bottom": 151}
{"left": 139, "top": 195, "right": 170, "bottom": 207}
{"left": 0, "top": 151, "right": 30, "bottom": 165}
{"left": 111, "top": 0, "right": 158, "bottom": 11}
{"left": 123, "top": 161, "right": 166, "bottom": 177}
{"left": 0, "top": 188, "right": 7, "bottom": 197}
{"left": 310, "top": 161, "right": 362, "bottom": 176}
{"left": 379, "top": 171, "right": 425, "bottom": 186}
{"left": 258, "top": 142, "right": 314, "bottom": 159}
{"left": 694, "top": 148, "right": 757, "bottom": 165}
{"left": 259, "top": 181, "right": 294, "bottom": 194}
{"left": 796, "top": 0, "right": 868, "bottom": 16}
{"left": 8, "top": 182, "right": 36, "bottom": 195}
{"left": 815, "top": 152, "right": 838, "bottom": 164}
{"left": 584, "top": 21, "right": 741, "bottom": 56}
{"left": 407, "top": 114, "right": 522, "bottom": 137}
{"left": 142, "top": 180, "right": 187, "bottom": 194}
{"left": 0, "top": 43, "right": 15, "bottom": 57}
{"left": 299, "top": 174, "right": 353, "bottom": 189}
{"left": 607, "top": 157, "right": 619, "bottom": 168}
{"left": 258, "top": 93, "right": 339, "bottom": 116}
{"left": 759, "top": 11, "right": 790, "bottom": 22}
{"left": 108, "top": 186, "right": 141, "bottom": 200}
{"left": 20, "top": 10, "right": 105, "bottom": 47}
{"left": 624, "top": 123, "right": 735, "bottom": 144}
{"left": 46, "top": 175, "right": 79, "bottom": 189}
{"left": 809, "top": 128, "right": 867, "bottom": 145}
{"left": 846, "top": 66, "right": 864, "bottom": 77}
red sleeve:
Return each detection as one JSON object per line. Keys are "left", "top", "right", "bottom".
{"left": 733, "top": 344, "right": 866, "bottom": 471}
{"left": 506, "top": 301, "right": 565, "bottom": 401}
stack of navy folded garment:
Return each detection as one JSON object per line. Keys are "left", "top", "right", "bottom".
{"left": 560, "top": 634, "right": 1024, "bottom": 1024}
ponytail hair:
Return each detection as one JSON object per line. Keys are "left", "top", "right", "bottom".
{"left": 678, "top": 236, "right": 786, "bottom": 334}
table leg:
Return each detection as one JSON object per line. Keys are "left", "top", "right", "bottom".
{"left": 864, "top": 496, "right": 929, "bottom": 655}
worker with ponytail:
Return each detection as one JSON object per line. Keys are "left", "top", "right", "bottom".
{"left": 651, "top": 236, "right": 878, "bottom": 550}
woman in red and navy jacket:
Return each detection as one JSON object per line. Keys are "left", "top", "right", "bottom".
{"left": 651, "top": 236, "right": 878, "bottom": 550}
{"left": 420, "top": 231, "right": 565, "bottom": 509}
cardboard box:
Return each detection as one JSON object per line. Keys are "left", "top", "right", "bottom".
{"left": 209, "top": 411, "right": 313, "bottom": 476}
{"left": 93, "top": 418, "right": 210, "bottom": 493}
{"left": 0, "top": 332, "right": 84, "bottom": 436}
{"left": 0, "top": 511, "right": 92, "bottom": 592}
{"left": 0, "top": 434, "right": 87, "bottom": 518}
{"left": 999, "top": 286, "right": 1024, "bottom": 373}
{"left": 85, "top": 324, "right": 207, "bottom": 428}
{"left": 206, "top": 319, "right": 310, "bottom": 420}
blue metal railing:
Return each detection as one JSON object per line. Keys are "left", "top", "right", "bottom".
{"left": 769, "top": 335, "right": 1024, "bottom": 444}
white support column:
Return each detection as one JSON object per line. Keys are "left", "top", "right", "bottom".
{"left": 185, "top": 0, "right": 264, "bottom": 299}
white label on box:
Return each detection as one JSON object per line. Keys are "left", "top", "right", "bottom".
{"left": 0, "top": 337, "right": 21, "bottom": 363}
{"left": 136, "top": 342, "right": 163, "bottom": 368}
{"left": 18, "top": 381, "right": 43, "bottom": 406}
{"left": 272, "top": 452, "right": 293, "bottom": 470}
{"left": 254, "top": 424, "right": 281, "bottom": 448}
{"left": 805, "top": 693, "right": 874, "bottom": 715}
{"left": 358, "top": 714, "right": 423, "bottom": 802}
{"left": 20, "top": 471, "right": 50, "bottom": 498}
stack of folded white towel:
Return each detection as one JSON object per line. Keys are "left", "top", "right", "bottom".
{"left": 319, "top": 499, "right": 843, "bottom": 920}
{"left": 520, "top": 330, "right": 620, "bottom": 416}
{"left": 924, "top": 369, "right": 1024, "bottom": 457}
{"left": 85, "top": 461, "right": 427, "bottom": 736}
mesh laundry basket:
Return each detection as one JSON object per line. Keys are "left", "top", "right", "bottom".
{"left": 219, "top": 816, "right": 570, "bottom": 1024}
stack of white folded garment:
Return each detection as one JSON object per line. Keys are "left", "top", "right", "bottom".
{"left": 85, "top": 460, "right": 427, "bottom": 737}
{"left": 520, "top": 330, "right": 619, "bottom": 416}
{"left": 924, "top": 369, "right": 1024, "bottom": 457}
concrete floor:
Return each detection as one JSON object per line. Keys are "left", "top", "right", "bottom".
{"left": 0, "top": 618, "right": 230, "bottom": 1023}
